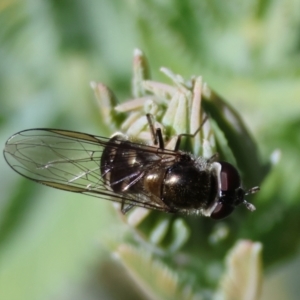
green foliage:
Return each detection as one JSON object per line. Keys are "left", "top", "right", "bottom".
{"left": 1, "top": 0, "right": 300, "bottom": 299}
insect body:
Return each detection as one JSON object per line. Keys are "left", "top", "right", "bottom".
{"left": 3, "top": 115, "right": 259, "bottom": 219}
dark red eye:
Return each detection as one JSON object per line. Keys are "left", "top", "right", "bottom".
{"left": 211, "top": 202, "right": 234, "bottom": 219}
{"left": 219, "top": 161, "right": 241, "bottom": 192}
{"left": 211, "top": 162, "right": 244, "bottom": 219}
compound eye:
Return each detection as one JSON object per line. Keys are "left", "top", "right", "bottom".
{"left": 211, "top": 202, "right": 234, "bottom": 219}
{"left": 220, "top": 161, "right": 241, "bottom": 192}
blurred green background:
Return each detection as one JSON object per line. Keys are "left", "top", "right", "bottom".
{"left": 1, "top": 1, "right": 300, "bottom": 299}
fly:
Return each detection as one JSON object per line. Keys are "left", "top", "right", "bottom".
{"left": 3, "top": 114, "right": 259, "bottom": 219}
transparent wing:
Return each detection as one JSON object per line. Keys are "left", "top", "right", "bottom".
{"left": 3, "top": 128, "right": 176, "bottom": 211}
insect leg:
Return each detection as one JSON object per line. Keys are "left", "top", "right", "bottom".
{"left": 173, "top": 115, "right": 208, "bottom": 151}
{"left": 121, "top": 200, "right": 135, "bottom": 214}
{"left": 146, "top": 113, "right": 164, "bottom": 149}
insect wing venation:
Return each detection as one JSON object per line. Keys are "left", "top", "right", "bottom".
{"left": 3, "top": 129, "right": 175, "bottom": 211}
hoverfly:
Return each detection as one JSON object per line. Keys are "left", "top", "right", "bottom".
{"left": 3, "top": 114, "right": 259, "bottom": 219}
